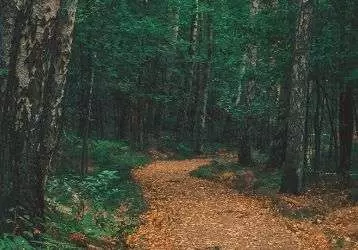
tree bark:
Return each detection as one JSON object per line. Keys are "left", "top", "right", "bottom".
{"left": 81, "top": 58, "right": 94, "bottom": 176}
{"left": 338, "top": 84, "right": 353, "bottom": 185}
{"left": 181, "top": 0, "right": 199, "bottom": 138}
{"left": 0, "top": 0, "right": 77, "bottom": 230}
{"left": 313, "top": 79, "right": 322, "bottom": 172}
{"left": 268, "top": 81, "right": 289, "bottom": 168}
{"left": 280, "top": 0, "right": 313, "bottom": 194}
{"left": 237, "top": 0, "right": 260, "bottom": 165}
{"left": 194, "top": 0, "right": 213, "bottom": 153}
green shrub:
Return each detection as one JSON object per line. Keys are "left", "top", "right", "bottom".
{"left": 45, "top": 137, "right": 149, "bottom": 248}
{"left": 0, "top": 235, "right": 33, "bottom": 249}
{"left": 92, "top": 140, "right": 149, "bottom": 168}
{"left": 191, "top": 165, "right": 216, "bottom": 179}
{"left": 176, "top": 142, "right": 195, "bottom": 158}
{"left": 191, "top": 160, "right": 281, "bottom": 194}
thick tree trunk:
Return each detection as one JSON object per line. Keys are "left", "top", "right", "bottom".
{"left": 280, "top": 0, "right": 313, "bottom": 194}
{"left": 0, "top": 0, "right": 77, "bottom": 230}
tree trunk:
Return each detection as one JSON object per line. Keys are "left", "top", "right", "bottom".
{"left": 268, "top": 82, "right": 289, "bottom": 168}
{"left": 313, "top": 79, "right": 322, "bottom": 172}
{"left": 237, "top": 0, "right": 259, "bottom": 165}
{"left": 303, "top": 80, "right": 311, "bottom": 167}
{"left": 338, "top": 84, "right": 353, "bottom": 185}
{"left": 81, "top": 60, "right": 94, "bottom": 176}
{"left": 181, "top": 0, "right": 199, "bottom": 138}
{"left": 0, "top": 0, "right": 77, "bottom": 230}
{"left": 194, "top": 2, "right": 213, "bottom": 153}
{"left": 321, "top": 83, "right": 339, "bottom": 167}
{"left": 280, "top": 0, "right": 313, "bottom": 194}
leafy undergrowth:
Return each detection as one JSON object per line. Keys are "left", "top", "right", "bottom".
{"left": 190, "top": 158, "right": 281, "bottom": 194}
{"left": 191, "top": 157, "right": 358, "bottom": 249}
{"left": 155, "top": 136, "right": 235, "bottom": 160}
{"left": 42, "top": 137, "right": 150, "bottom": 249}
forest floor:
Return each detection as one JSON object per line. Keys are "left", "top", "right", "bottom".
{"left": 126, "top": 158, "right": 358, "bottom": 250}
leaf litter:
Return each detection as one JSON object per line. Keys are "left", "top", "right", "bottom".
{"left": 126, "top": 159, "right": 358, "bottom": 249}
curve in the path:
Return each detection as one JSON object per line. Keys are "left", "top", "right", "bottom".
{"left": 127, "top": 159, "right": 329, "bottom": 250}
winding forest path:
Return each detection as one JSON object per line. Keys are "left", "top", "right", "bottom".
{"left": 126, "top": 159, "right": 329, "bottom": 249}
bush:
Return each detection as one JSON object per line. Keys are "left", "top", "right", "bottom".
{"left": 92, "top": 140, "right": 149, "bottom": 169}
{"left": 44, "top": 138, "right": 149, "bottom": 248}
{"left": 0, "top": 235, "right": 33, "bottom": 249}
{"left": 191, "top": 160, "right": 281, "bottom": 194}
{"left": 191, "top": 165, "right": 216, "bottom": 179}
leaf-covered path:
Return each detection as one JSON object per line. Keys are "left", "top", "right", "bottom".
{"left": 126, "top": 159, "right": 329, "bottom": 249}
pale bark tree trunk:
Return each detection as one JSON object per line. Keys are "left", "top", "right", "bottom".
{"left": 181, "top": 0, "right": 199, "bottom": 138}
{"left": 280, "top": 0, "right": 313, "bottom": 194}
{"left": 0, "top": 0, "right": 77, "bottom": 229}
{"left": 194, "top": 0, "right": 213, "bottom": 153}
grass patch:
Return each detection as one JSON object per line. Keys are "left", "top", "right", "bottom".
{"left": 190, "top": 161, "right": 242, "bottom": 179}
{"left": 191, "top": 165, "right": 217, "bottom": 179}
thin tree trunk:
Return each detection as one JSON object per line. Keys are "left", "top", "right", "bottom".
{"left": 181, "top": 0, "right": 199, "bottom": 138}
{"left": 313, "top": 79, "right": 322, "bottom": 172}
{"left": 280, "top": 0, "right": 313, "bottom": 194}
{"left": 338, "top": 84, "right": 353, "bottom": 185}
{"left": 195, "top": 3, "right": 213, "bottom": 153}
{"left": 268, "top": 81, "right": 289, "bottom": 168}
{"left": 322, "top": 83, "right": 339, "bottom": 168}
{"left": 303, "top": 80, "right": 311, "bottom": 167}
{"left": 237, "top": 0, "right": 259, "bottom": 165}
{"left": 81, "top": 62, "right": 94, "bottom": 176}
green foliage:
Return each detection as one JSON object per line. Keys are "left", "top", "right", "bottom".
{"left": 92, "top": 140, "right": 149, "bottom": 168}
{"left": 175, "top": 142, "right": 195, "bottom": 158}
{"left": 191, "top": 160, "right": 281, "bottom": 194}
{"left": 0, "top": 235, "right": 33, "bottom": 249}
{"left": 255, "top": 170, "right": 281, "bottom": 193}
{"left": 0, "top": 68, "right": 8, "bottom": 77}
{"left": 158, "top": 136, "right": 196, "bottom": 159}
{"left": 191, "top": 165, "right": 216, "bottom": 180}
{"left": 191, "top": 161, "right": 242, "bottom": 180}
{"left": 45, "top": 138, "right": 148, "bottom": 247}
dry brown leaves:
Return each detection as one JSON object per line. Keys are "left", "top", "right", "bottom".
{"left": 126, "top": 159, "right": 358, "bottom": 249}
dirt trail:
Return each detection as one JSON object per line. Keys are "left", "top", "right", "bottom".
{"left": 126, "top": 159, "right": 329, "bottom": 250}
